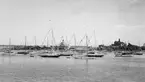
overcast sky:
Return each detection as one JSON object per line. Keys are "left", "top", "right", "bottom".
{"left": 0, "top": 0, "right": 145, "bottom": 46}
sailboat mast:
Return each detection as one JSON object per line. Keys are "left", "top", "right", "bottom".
{"left": 94, "top": 30, "right": 97, "bottom": 47}
{"left": 86, "top": 34, "right": 88, "bottom": 55}
{"left": 51, "top": 29, "right": 56, "bottom": 51}
{"left": 34, "top": 36, "right": 37, "bottom": 46}
{"left": 47, "top": 36, "right": 49, "bottom": 52}
{"left": 41, "top": 29, "right": 51, "bottom": 46}
{"left": 47, "top": 36, "right": 49, "bottom": 47}
{"left": 52, "top": 29, "right": 56, "bottom": 45}
{"left": 74, "top": 34, "right": 76, "bottom": 46}
{"left": 25, "top": 36, "right": 27, "bottom": 51}
{"left": 65, "top": 36, "right": 68, "bottom": 46}
{"left": 9, "top": 38, "right": 11, "bottom": 55}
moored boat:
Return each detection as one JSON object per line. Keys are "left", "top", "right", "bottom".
{"left": 39, "top": 55, "right": 60, "bottom": 58}
{"left": 59, "top": 51, "right": 73, "bottom": 56}
{"left": 133, "top": 51, "right": 143, "bottom": 55}
{"left": 86, "top": 51, "right": 104, "bottom": 57}
{"left": 2, "top": 51, "right": 16, "bottom": 56}
{"left": 17, "top": 51, "right": 29, "bottom": 55}
{"left": 39, "top": 51, "right": 60, "bottom": 58}
{"left": 115, "top": 51, "right": 133, "bottom": 57}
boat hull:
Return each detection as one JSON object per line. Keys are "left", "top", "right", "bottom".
{"left": 114, "top": 51, "right": 133, "bottom": 57}
{"left": 115, "top": 55, "right": 132, "bottom": 57}
{"left": 39, "top": 55, "right": 60, "bottom": 58}
{"left": 86, "top": 55, "right": 104, "bottom": 57}
{"left": 59, "top": 54, "right": 73, "bottom": 56}
{"left": 39, "top": 52, "right": 60, "bottom": 58}
{"left": 134, "top": 52, "right": 143, "bottom": 55}
{"left": 17, "top": 52, "right": 29, "bottom": 55}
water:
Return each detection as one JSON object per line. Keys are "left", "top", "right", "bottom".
{"left": 0, "top": 53, "right": 145, "bottom": 82}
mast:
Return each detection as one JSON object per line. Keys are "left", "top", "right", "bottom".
{"left": 47, "top": 36, "right": 49, "bottom": 48}
{"left": 9, "top": 38, "right": 11, "bottom": 55}
{"left": 52, "top": 29, "right": 56, "bottom": 45}
{"left": 41, "top": 29, "right": 51, "bottom": 46}
{"left": 85, "top": 34, "right": 88, "bottom": 64}
{"left": 65, "top": 36, "right": 68, "bottom": 46}
{"left": 47, "top": 36, "right": 49, "bottom": 52}
{"left": 86, "top": 34, "right": 88, "bottom": 55}
{"left": 78, "top": 35, "right": 86, "bottom": 46}
{"left": 33, "top": 36, "right": 37, "bottom": 51}
{"left": 8, "top": 38, "right": 11, "bottom": 64}
{"left": 73, "top": 34, "right": 76, "bottom": 46}
{"left": 25, "top": 36, "right": 27, "bottom": 52}
{"left": 51, "top": 29, "right": 56, "bottom": 51}
{"left": 94, "top": 30, "right": 97, "bottom": 47}
{"left": 34, "top": 36, "right": 37, "bottom": 46}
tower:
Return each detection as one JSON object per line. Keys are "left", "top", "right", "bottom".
{"left": 118, "top": 38, "right": 120, "bottom": 42}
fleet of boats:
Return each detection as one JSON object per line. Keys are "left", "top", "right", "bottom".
{"left": 0, "top": 29, "right": 144, "bottom": 59}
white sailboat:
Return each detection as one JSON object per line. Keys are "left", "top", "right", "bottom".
{"left": 29, "top": 36, "right": 40, "bottom": 57}
{"left": 133, "top": 43, "right": 143, "bottom": 55}
{"left": 17, "top": 36, "right": 29, "bottom": 55}
{"left": 2, "top": 38, "right": 16, "bottom": 56}
{"left": 39, "top": 29, "right": 60, "bottom": 58}
{"left": 85, "top": 34, "right": 104, "bottom": 58}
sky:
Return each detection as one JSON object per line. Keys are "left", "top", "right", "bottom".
{"left": 0, "top": 0, "right": 145, "bottom": 46}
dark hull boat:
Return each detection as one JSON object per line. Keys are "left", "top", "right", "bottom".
{"left": 39, "top": 55, "right": 60, "bottom": 58}
{"left": 122, "top": 52, "right": 133, "bottom": 55}
{"left": 17, "top": 51, "right": 29, "bottom": 55}
{"left": 59, "top": 53, "right": 73, "bottom": 56}
{"left": 39, "top": 51, "right": 60, "bottom": 58}
{"left": 86, "top": 54, "right": 104, "bottom": 57}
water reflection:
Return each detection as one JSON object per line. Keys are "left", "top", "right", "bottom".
{"left": 0, "top": 55, "right": 145, "bottom": 82}
{"left": 9, "top": 55, "right": 12, "bottom": 64}
{"left": 85, "top": 59, "right": 89, "bottom": 73}
{"left": 0, "top": 55, "right": 12, "bottom": 64}
{"left": 0, "top": 56, "right": 3, "bottom": 64}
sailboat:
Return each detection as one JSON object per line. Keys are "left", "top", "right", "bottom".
{"left": 39, "top": 51, "right": 60, "bottom": 58}
{"left": 85, "top": 34, "right": 104, "bottom": 58}
{"left": 74, "top": 34, "right": 104, "bottom": 59}
{"left": 86, "top": 51, "right": 104, "bottom": 57}
{"left": 17, "top": 36, "right": 29, "bottom": 55}
{"left": 2, "top": 38, "right": 16, "bottom": 56}
{"left": 30, "top": 36, "right": 39, "bottom": 57}
{"left": 134, "top": 51, "right": 143, "bottom": 55}
{"left": 114, "top": 51, "right": 133, "bottom": 57}
{"left": 39, "top": 29, "right": 60, "bottom": 58}
{"left": 133, "top": 44, "right": 143, "bottom": 55}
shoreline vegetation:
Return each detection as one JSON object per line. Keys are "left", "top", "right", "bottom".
{"left": 0, "top": 39, "right": 144, "bottom": 52}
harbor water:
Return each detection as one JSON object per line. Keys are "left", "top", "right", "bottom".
{"left": 0, "top": 53, "right": 145, "bottom": 82}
